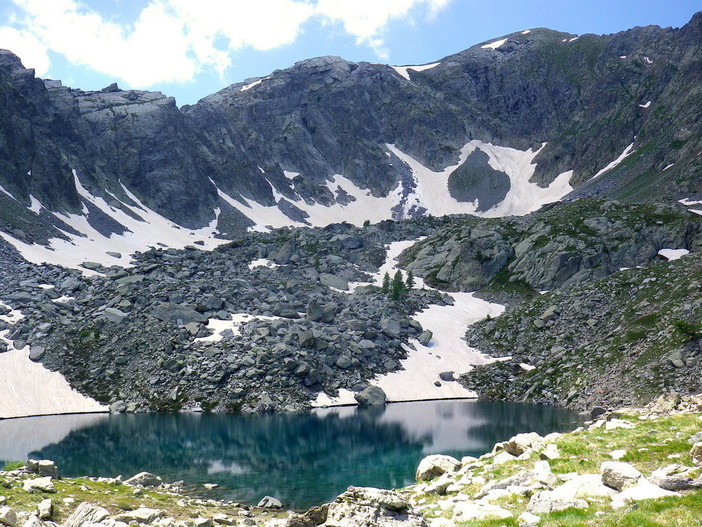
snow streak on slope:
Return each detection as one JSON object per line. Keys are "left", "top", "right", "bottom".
{"left": 387, "top": 141, "right": 573, "bottom": 218}
{"left": 0, "top": 171, "right": 225, "bottom": 273}
{"left": 313, "top": 240, "right": 504, "bottom": 407}
{"left": 391, "top": 62, "right": 441, "bottom": 80}
{"left": 592, "top": 143, "right": 635, "bottom": 179}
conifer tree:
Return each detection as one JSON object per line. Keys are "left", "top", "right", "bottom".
{"left": 382, "top": 272, "right": 390, "bottom": 294}
{"left": 405, "top": 270, "right": 415, "bottom": 289}
{"left": 391, "top": 270, "right": 404, "bottom": 300}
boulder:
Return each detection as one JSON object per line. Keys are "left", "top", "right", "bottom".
{"left": 22, "top": 477, "right": 55, "bottom": 493}
{"left": 503, "top": 432, "right": 544, "bottom": 456}
{"left": 319, "top": 274, "right": 349, "bottom": 291}
{"left": 517, "top": 511, "right": 541, "bottom": 526}
{"left": 0, "top": 506, "right": 18, "bottom": 527}
{"left": 650, "top": 464, "right": 702, "bottom": 491}
{"left": 690, "top": 442, "right": 702, "bottom": 466}
{"left": 601, "top": 461, "right": 643, "bottom": 491}
{"left": 112, "top": 508, "right": 165, "bottom": 523}
{"left": 257, "top": 496, "right": 282, "bottom": 509}
{"left": 63, "top": 503, "right": 109, "bottom": 527}
{"left": 37, "top": 499, "right": 52, "bottom": 521}
{"left": 28, "top": 346, "right": 45, "bottom": 362}
{"left": 380, "top": 317, "right": 401, "bottom": 338}
{"left": 418, "top": 330, "right": 433, "bottom": 346}
{"left": 354, "top": 386, "right": 386, "bottom": 407}
{"left": 452, "top": 501, "right": 512, "bottom": 522}
{"left": 324, "top": 486, "right": 426, "bottom": 527}
{"left": 150, "top": 303, "right": 206, "bottom": 325}
{"left": 123, "top": 472, "right": 163, "bottom": 487}
{"left": 526, "top": 491, "right": 589, "bottom": 514}
{"left": 101, "top": 307, "right": 128, "bottom": 323}
{"left": 415, "top": 455, "right": 461, "bottom": 481}
{"left": 610, "top": 481, "right": 679, "bottom": 509}
{"left": 26, "top": 460, "right": 58, "bottom": 479}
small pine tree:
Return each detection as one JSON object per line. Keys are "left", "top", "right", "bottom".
{"left": 405, "top": 270, "right": 415, "bottom": 289}
{"left": 391, "top": 270, "right": 405, "bottom": 300}
{"left": 382, "top": 272, "right": 390, "bottom": 294}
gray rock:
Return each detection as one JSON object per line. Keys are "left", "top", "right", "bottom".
{"left": 526, "top": 491, "right": 588, "bottom": 514}
{"left": 123, "top": 472, "right": 163, "bottom": 487}
{"left": 324, "top": 486, "right": 425, "bottom": 527}
{"left": 380, "top": 317, "right": 401, "bottom": 338}
{"left": 257, "top": 496, "right": 282, "bottom": 509}
{"left": 503, "top": 432, "right": 544, "bottom": 456}
{"left": 415, "top": 454, "right": 460, "bottom": 481}
{"left": 28, "top": 346, "right": 45, "bottom": 362}
{"left": 355, "top": 386, "right": 386, "bottom": 407}
{"left": 112, "top": 508, "right": 165, "bottom": 523}
{"left": 37, "top": 499, "right": 52, "bottom": 521}
{"left": 418, "top": 330, "right": 433, "bottom": 346}
{"left": 601, "top": 461, "right": 644, "bottom": 490}
{"left": 319, "top": 274, "right": 349, "bottom": 291}
{"left": 22, "top": 477, "right": 55, "bottom": 493}
{"left": 101, "top": 307, "right": 128, "bottom": 323}
{"left": 26, "top": 460, "right": 58, "bottom": 479}
{"left": 63, "top": 503, "right": 109, "bottom": 527}
{"left": 150, "top": 303, "right": 207, "bottom": 325}
{"left": 0, "top": 506, "right": 18, "bottom": 527}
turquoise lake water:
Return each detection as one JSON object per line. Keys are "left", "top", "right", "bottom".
{"left": 0, "top": 400, "right": 583, "bottom": 510}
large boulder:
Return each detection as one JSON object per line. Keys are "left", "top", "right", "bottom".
{"left": 319, "top": 274, "right": 349, "bottom": 291}
{"left": 690, "top": 442, "right": 702, "bottom": 466}
{"left": 150, "top": 303, "right": 207, "bottom": 325}
{"left": 323, "top": 487, "right": 426, "bottom": 527}
{"left": 503, "top": 432, "right": 545, "bottom": 456}
{"left": 649, "top": 464, "right": 702, "bottom": 491}
{"left": 112, "top": 508, "right": 165, "bottom": 523}
{"left": 415, "top": 455, "right": 461, "bottom": 481}
{"left": 123, "top": 472, "right": 163, "bottom": 487}
{"left": 610, "top": 481, "right": 679, "bottom": 509}
{"left": 22, "top": 477, "right": 55, "bottom": 493}
{"left": 601, "top": 461, "right": 644, "bottom": 491}
{"left": 63, "top": 503, "right": 109, "bottom": 527}
{"left": 526, "top": 490, "right": 589, "bottom": 514}
{"left": 355, "top": 386, "right": 387, "bottom": 407}
{"left": 452, "top": 502, "right": 512, "bottom": 522}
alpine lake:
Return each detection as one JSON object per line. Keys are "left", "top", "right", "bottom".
{"left": 0, "top": 400, "right": 584, "bottom": 510}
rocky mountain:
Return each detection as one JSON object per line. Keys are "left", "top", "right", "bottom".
{"left": 0, "top": 13, "right": 700, "bottom": 259}
{"left": 0, "top": 13, "right": 701, "bottom": 417}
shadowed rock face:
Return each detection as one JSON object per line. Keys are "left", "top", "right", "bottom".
{"left": 1, "top": 13, "right": 701, "bottom": 240}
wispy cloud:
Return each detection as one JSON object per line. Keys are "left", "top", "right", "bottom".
{"left": 0, "top": 0, "right": 452, "bottom": 86}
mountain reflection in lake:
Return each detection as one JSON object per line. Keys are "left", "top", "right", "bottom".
{"left": 0, "top": 400, "right": 582, "bottom": 510}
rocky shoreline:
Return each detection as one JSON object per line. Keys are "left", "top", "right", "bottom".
{"left": 2, "top": 395, "right": 702, "bottom": 527}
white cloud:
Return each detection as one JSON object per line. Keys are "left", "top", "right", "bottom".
{"left": 0, "top": 0, "right": 452, "bottom": 87}
{"left": 0, "top": 26, "right": 50, "bottom": 74}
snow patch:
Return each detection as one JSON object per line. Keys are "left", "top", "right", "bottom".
{"left": 568, "top": 37, "right": 579, "bottom": 42}
{"left": 313, "top": 240, "right": 504, "bottom": 407}
{"left": 0, "top": 184, "right": 16, "bottom": 200}
{"left": 387, "top": 141, "right": 573, "bottom": 218}
{"left": 283, "top": 170, "right": 299, "bottom": 180}
{"left": 691, "top": 210, "right": 702, "bottom": 217}
{"left": 0, "top": 171, "right": 225, "bottom": 273}
{"left": 248, "top": 258, "right": 279, "bottom": 270}
{"left": 391, "top": 62, "right": 440, "bottom": 81}
{"left": 195, "top": 313, "right": 282, "bottom": 343}
{"left": 592, "top": 143, "right": 635, "bottom": 179}
{"left": 664, "top": 164, "right": 675, "bottom": 171}
{"left": 521, "top": 30, "right": 531, "bottom": 35}
{"left": 643, "top": 56, "right": 653, "bottom": 64}
{"left": 28, "top": 195, "right": 43, "bottom": 214}
{"left": 240, "top": 77, "right": 268, "bottom": 92}
{"left": 639, "top": 100, "right": 651, "bottom": 108}
{"left": 481, "top": 38, "right": 508, "bottom": 50}
{"left": 658, "top": 248, "right": 689, "bottom": 261}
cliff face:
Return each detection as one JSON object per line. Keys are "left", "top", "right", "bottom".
{"left": 0, "top": 14, "right": 700, "bottom": 244}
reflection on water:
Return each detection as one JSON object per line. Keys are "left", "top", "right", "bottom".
{"left": 0, "top": 400, "right": 582, "bottom": 510}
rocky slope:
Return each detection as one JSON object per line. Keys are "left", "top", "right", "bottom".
{"left": 0, "top": 13, "right": 701, "bottom": 246}
{"left": 0, "top": 218, "right": 456, "bottom": 415}
{"left": 461, "top": 248, "right": 702, "bottom": 410}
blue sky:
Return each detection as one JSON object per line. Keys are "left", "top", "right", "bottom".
{"left": 0, "top": 0, "right": 699, "bottom": 106}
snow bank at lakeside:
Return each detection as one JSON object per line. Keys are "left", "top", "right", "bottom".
{"left": 0, "top": 303, "right": 108, "bottom": 420}
{"left": 313, "top": 240, "right": 504, "bottom": 407}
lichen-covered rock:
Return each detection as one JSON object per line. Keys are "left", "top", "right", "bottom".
{"left": 322, "top": 487, "right": 426, "bottom": 527}
{"left": 63, "top": 503, "right": 109, "bottom": 527}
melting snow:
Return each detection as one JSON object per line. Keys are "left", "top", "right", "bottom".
{"left": 592, "top": 143, "right": 635, "bottom": 179}
{"left": 195, "top": 313, "right": 282, "bottom": 343}
{"left": 391, "top": 62, "right": 440, "bottom": 81}
{"left": 679, "top": 198, "right": 702, "bottom": 206}
{"left": 313, "top": 240, "right": 504, "bottom": 407}
{"left": 481, "top": 38, "right": 508, "bottom": 50}
{"left": 0, "top": 304, "right": 107, "bottom": 419}
{"left": 664, "top": 164, "right": 675, "bottom": 171}
{"left": 0, "top": 184, "right": 16, "bottom": 200}
{"left": 569, "top": 37, "right": 579, "bottom": 42}
{"left": 387, "top": 141, "right": 573, "bottom": 218}
{"left": 639, "top": 101, "right": 651, "bottom": 108}
{"left": 248, "top": 258, "right": 280, "bottom": 270}
{"left": 240, "top": 78, "right": 268, "bottom": 92}
{"left": 643, "top": 56, "right": 653, "bottom": 64}
{"left": 0, "top": 172, "right": 225, "bottom": 273}
{"left": 521, "top": 30, "right": 531, "bottom": 35}
{"left": 658, "top": 248, "right": 689, "bottom": 261}
{"left": 28, "top": 195, "right": 43, "bottom": 214}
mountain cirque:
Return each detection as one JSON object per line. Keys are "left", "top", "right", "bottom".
{"left": 0, "top": 13, "right": 701, "bottom": 417}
